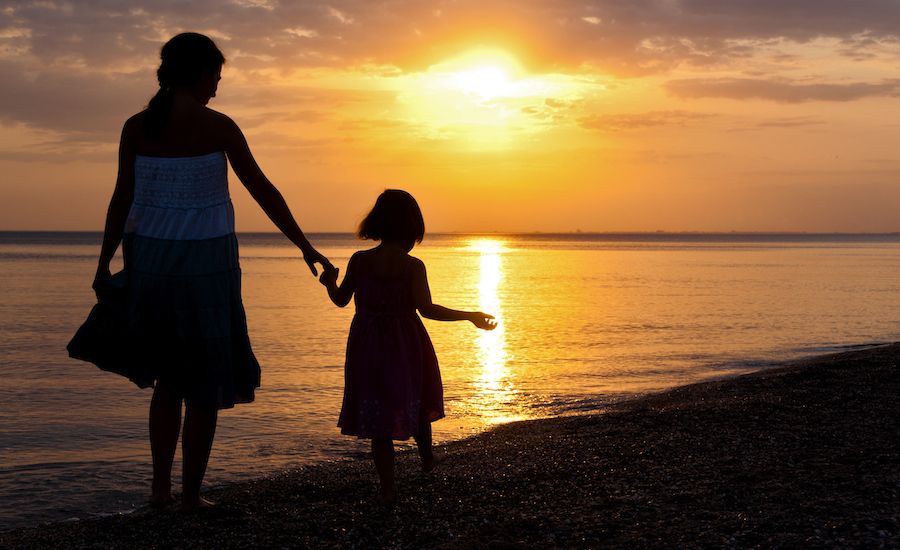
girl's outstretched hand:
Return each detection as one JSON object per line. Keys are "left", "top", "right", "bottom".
{"left": 470, "top": 312, "right": 497, "bottom": 330}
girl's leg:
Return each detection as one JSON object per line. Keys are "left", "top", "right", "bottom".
{"left": 371, "top": 438, "right": 396, "bottom": 503}
{"left": 149, "top": 383, "right": 182, "bottom": 506}
{"left": 181, "top": 403, "right": 218, "bottom": 509}
{"left": 414, "top": 422, "right": 436, "bottom": 472}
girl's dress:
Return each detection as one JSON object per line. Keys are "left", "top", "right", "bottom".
{"left": 338, "top": 262, "right": 444, "bottom": 439}
{"left": 118, "top": 151, "right": 259, "bottom": 409}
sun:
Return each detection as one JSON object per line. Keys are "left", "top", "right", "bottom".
{"left": 426, "top": 48, "right": 524, "bottom": 100}
{"left": 381, "top": 46, "right": 588, "bottom": 149}
{"left": 451, "top": 66, "right": 513, "bottom": 99}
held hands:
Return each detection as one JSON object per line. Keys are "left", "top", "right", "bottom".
{"left": 469, "top": 312, "right": 498, "bottom": 330}
{"left": 318, "top": 264, "right": 339, "bottom": 288}
{"left": 319, "top": 262, "right": 352, "bottom": 307}
{"left": 300, "top": 243, "right": 333, "bottom": 277}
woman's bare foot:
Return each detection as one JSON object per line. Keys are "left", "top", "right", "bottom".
{"left": 150, "top": 477, "right": 174, "bottom": 508}
{"left": 148, "top": 493, "right": 176, "bottom": 509}
{"left": 181, "top": 496, "right": 215, "bottom": 512}
{"left": 150, "top": 478, "right": 175, "bottom": 508}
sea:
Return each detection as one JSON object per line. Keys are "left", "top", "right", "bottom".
{"left": 1, "top": 231, "right": 899, "bottom": 529}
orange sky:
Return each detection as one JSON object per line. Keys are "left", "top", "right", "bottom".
{"left": 2, "top": 1, "right": 900, "bottom": 232}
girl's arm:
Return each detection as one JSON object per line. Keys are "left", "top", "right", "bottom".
{"left": 319, "top": 253, "right": 358, "bottom": 307}
{"left": 222, "top": 115, "right": 331, "bottom": 276}
{"left": 411, "top": 258, "right": 496, "bottom": 330}
{"left": 94, "top": 118, "right": 137, "bottom": 290}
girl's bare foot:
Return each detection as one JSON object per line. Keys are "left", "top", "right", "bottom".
{"left": 378, "top": 487, "right": 397, "bottom": 508}
{"left": 421, "top": 451, "right": 444, "bottom": 473}
{"left": 181, "top": 496, "right": 215, "bottom": 512}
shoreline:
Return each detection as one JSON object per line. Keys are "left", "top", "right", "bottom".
{"left": 3, "top": 343, "right": 899, "bottom": 547}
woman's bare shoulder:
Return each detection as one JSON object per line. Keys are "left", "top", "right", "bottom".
{"left": 203, "top": 107, "right": 239, "bottom": 131}
{"left": 200, "top": 108, "right": 243, "bottom": 150}
{"left": 117, "top": 111, "right": 148, "bottom": 151}
{"left": 121, "top": 111, "right": 146, "bottom": 135}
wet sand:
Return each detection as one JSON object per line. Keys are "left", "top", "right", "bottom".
{"left": 3, "top": 344, "right": 898, "bottom": 548}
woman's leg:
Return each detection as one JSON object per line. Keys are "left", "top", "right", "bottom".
{"left": 181, "top": 403, "right": 218, "bottom": 509}
{"left": 414, "top": 421, "right": 436, "bottom": 472}
{"left": 371, "top": 438, "right": 396, "bottom": 503}
{"left": 149, "top": 383, "right": 182, "bottom": 505}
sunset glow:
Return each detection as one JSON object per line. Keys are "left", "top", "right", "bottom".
{"left": 391, "top": 49, "right": 587, "bottom": 148}
{"left": 1, "top": 2, "right": 899, "bottom": 233}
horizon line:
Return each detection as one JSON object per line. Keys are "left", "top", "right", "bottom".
{"left": 2, "top": 230, "right": 900, "bottom": 236}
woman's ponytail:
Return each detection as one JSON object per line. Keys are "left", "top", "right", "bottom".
{"left": 144, "top": 88, "right": 173, "bottom": 138}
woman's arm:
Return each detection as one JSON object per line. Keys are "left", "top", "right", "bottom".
{"left": 222, "top": 116, "right": 330, "bottom": 276}
{"left": 319, "top": 253, "right": 357, "bottom": 307}
{"left": 411, "top": 258, "right": 496, "bottom": 329}
{"left": 94, "top": 119, "right": 136, "bottom": 289}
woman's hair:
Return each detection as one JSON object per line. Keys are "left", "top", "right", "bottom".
{"left": 144, "top": 32, "right": 226, "bottom": 136}
{"left": 357, "top": 189, "right": 425, "bottom": 250}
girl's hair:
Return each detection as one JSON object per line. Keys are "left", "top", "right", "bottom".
{"left": 358, "top": 189, "right": 425, "bottom": 250}
{"left": 144, "top": 32, "right": 226, "bottom": 136}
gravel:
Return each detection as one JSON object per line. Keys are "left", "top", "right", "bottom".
{"left": 3, "top": 343, "right": 899, "bottom": 548}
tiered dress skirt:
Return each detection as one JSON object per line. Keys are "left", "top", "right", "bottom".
{"left": 70, "top": 152, "right": 259, "bottom": 409}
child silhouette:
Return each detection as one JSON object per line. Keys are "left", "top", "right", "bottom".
{"left": 320, "top": 189, "right": 496, "bottom": 504}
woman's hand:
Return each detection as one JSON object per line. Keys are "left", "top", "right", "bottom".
{"left": 469, "top": 312, "right": 497, "bottom": 330}
{"left": 301, "top": 244, "right": 332, "bottom": 277}
{"left": 92, "top": 264, "right": 112, "bottom": 290}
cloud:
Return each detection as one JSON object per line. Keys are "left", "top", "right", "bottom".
{"left": 753, "top": 116, "right": 827, "bottom": 128}
{"left": 0, "top": 59, "right": 149, "bottom": 139}
{"left": 5, "top": 1, "right": 900, "bottom": 74}
{"left": 3, "top": 1, "right": 900, "bottom": 143}
{"left": 665, "top": 77, "right": 900, "bottom": 102}
{"left": 580, "top": 110, "right": 715, "bottom": 131}
{"left": 723, "top": 115, "right": 828, "bottom": 133}
{"left": 0, "top": 134, "right": 117, "bottom": 163}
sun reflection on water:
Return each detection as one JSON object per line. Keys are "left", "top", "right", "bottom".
{"left": 469, "top": 239, "right": 522, "bottom": 424}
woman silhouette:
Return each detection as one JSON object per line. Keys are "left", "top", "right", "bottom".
{"left": 90, "top": 32, "right": 330, "bottom": 510}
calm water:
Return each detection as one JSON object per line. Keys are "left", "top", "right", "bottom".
{"left": 1, "top": 231, "right": 899, "bottom": 528}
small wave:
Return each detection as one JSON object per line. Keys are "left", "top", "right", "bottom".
{"left": 791, "top": 342, "right": 891, "bottom": 355}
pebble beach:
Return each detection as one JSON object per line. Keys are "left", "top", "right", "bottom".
{"left": 2, "top": 343, "right": 898, "bottom": 548}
